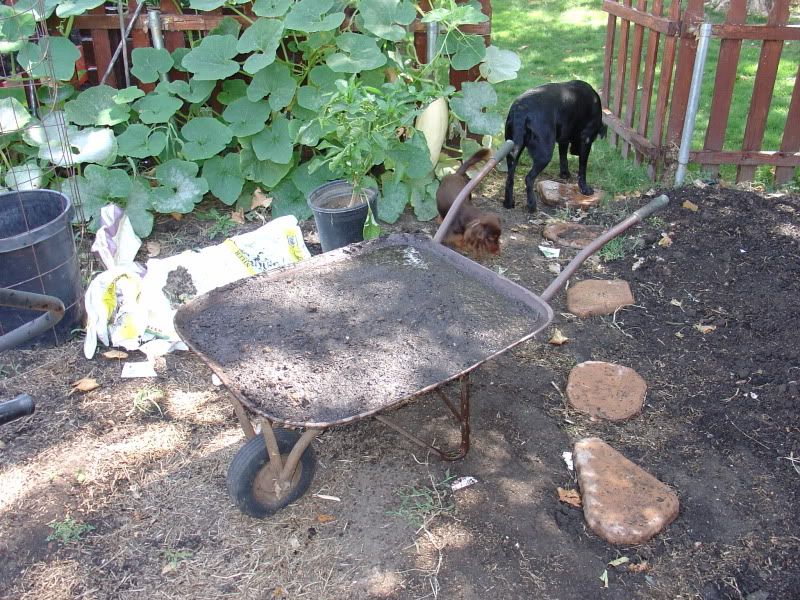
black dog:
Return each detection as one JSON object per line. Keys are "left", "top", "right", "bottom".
{"left": 503, "top": 80, "right": 607, "bottom": 212}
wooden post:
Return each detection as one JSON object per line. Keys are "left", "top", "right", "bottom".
{"left": 635, "top": 0, "right": 663, "bottom": 167}
{"left": 89, "top": 6, "right": 116, "bottom": 87}
{"left": 665, "top": 0, "right": 704, "bottom": 151}
{"left": 610, "top": 0, "right": 631, "bottom": 147}
{"left": 622, "top": 0, "right": 648, "bottom": 159}
{"left": 775, "top": 63, "right": 800, "bottom": 185}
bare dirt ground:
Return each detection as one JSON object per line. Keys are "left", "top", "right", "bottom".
{"left": 1, "top": 173, "right": 799, "bottom": 600}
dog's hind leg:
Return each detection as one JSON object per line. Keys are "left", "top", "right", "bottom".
{"left": 524, "top": 142, "right": 553, "bottom": 212}
{"left": 576, "top": 140, "right": 594, "bottom": 196}
{"left": 503, "top": 145, "right": 523, "bottom": 209}
{"left": 558, "top": 142, "right": 571, "bottom": 180}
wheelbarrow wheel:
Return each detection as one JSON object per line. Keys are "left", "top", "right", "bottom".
{"left": 227, "top": 428, "right": 316, "bottom": 518}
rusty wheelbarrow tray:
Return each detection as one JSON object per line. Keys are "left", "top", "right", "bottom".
{"left": 174, "top": 142, "right": 668, "bottom": 518}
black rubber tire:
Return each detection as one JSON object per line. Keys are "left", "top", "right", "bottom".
{"left": 226, "top": 428, "right": 316, "bottom": 518}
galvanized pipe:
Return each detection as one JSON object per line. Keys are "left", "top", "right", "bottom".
{"left": 147, "top": 9, "right": 171, "bottom": 84}
{"left": 117, "top": 0, "right": 131, "bottom": 88}
{"left": 426, "top": 21, "right": 438, "bottom": 63}
{"left": 675, "top": 22, "right": 713, "bottom": 186}
{"left": 100, "top": 0, "right": 147, "bottom": 85}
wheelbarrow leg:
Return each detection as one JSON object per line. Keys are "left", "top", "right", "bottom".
{"left": 376, "top": 373, "right": 472, "bottom": 461}
{"left": 260, "top": 418, "right": 321, "bottom": 498}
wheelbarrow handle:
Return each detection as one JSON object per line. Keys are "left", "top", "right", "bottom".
{"left": 0, "top": 394, "right": 35, "bottom": 426}
{"left": 0, "top": 289, "right": 65, "bottom": 352}
{"left": 434, "top": 139, "right": 514, "bottom": 244}
{"left": 540, "top": 194, "right": 670, "bottom": 303}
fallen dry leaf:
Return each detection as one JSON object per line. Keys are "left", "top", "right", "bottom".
{"left": 682, "top": 200, "right": 699, "bottom": 212}
{"left": 548, "top": 329, "right": 569, "bottom": 346}
{"left": 146, "top": 241, "right": 161, "bottom": 257}
{"left": 608, "top": 556, "right": 630, "bottom": 567}
{"left": 161, "top": 563, "right": 176, "bottom": 576}
{"left": 675, "top": 332, "right": 685, "bottom": 339}
{"left": 317, "top": 514, "right": 336, "bottom": 524}
{"left": 250, "top": 187, "right": 273, "bottom": 210}
{"left": 669, "top": 299, "right": 683, "bottom": 309}
{"left": 231, "top": 208, "right": 246, "bottom": 225}
{"left": 101, "top": 350, "right": 128, "bottom": 360}
{"left": 693, "top": 179, "right": 708, "bottom": 189}
{"left": 658, "top": 233, "right": 673, "bottom": 247}
{"left": 70, "top": 377, "right": 100, "bottom": 394}
{"left": 694, "top": 323, "right": 717, "bottom": 334}
{"left": 557, "top": 487, "right": 582, "bottom": 508}
{"left": 170, "top": 213, "right": 183, "bottom": 221}
{"left": 628, "top": 561, "right": 650, "bottom": 573}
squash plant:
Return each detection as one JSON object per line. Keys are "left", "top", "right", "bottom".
{"left": 0, "top": 0, "right": 521, "bottom": 238}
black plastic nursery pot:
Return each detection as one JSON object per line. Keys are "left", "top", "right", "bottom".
{"left": 307, "top": 180, "right": 378, "bottom": 253}
{"left": 0, "top": 190, "right": 85, "bottom": 349}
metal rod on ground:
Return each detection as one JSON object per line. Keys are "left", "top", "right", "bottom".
{"left": 99, "top": 0, "right": 147, "bottom": 85}
{"left": 540, "top": 195, "right": 669, "bottom": 303}
{"left": 117, "top": 0, "right": 131, "bottom": 88}
{"left": 147, "top": 9, "right": 170, "bottom": 84}
{"left": 433, "top": 140, "right": 515, "bottom": 245}
{"left": 675, "top": 23, "right": 713, "bottom": 186}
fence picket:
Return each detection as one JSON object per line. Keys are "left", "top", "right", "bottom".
{"left": 622, "top": 0, "right": 647, "bottom": 159}
{"left": 666, "top": 0, "right": 704, "bottom": 151}
{"left": 611, "top": 0, "right": 632, "bottom": 147}
{"left": 775, "top": 65, "right": 800, "bottom": 185}
{"left": 737, "top": 0, "right": 791, "bottom": 182}
{"left": 634, "top": 0, "right": 662, "bottom": 167}
{"left": 702, "top": 0, "right": 747, "bottom": 179}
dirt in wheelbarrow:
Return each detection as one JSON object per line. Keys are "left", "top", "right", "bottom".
{"left": 1, "top": 177, "right": 799, "bottom": 600}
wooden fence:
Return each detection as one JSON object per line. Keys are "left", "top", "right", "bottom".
{"left": 602, "top": 0, "right": 799, "bottom": 184}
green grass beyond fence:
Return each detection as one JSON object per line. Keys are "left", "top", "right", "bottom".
{"left": 490, "top": 0, "right": 800, "bottom": 194}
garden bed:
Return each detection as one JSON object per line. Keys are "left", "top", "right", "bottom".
{"left": 0, "top": 177, "right": 798, "bottom": 599}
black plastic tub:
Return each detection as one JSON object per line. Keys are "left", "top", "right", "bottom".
{"left": 0, "top": 190, "right": 85, "bottom": 347}
{"left": 307, "top": 180, "right": 378, "bottom": 252}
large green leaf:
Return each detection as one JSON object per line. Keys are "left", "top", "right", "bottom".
{"left": 172, "top": 47, "right": 190, "bottom": 72}
{"left": 0, "top": 6, "right": 36, "bottom": 53}
{"left": 4, "top": 162, "right": 44, "bottom": 191}
{"left": 218, "top": 79, "right": 248, "bottom": 105}
{"left": 21, "top": 110, "right": 72, "bottom": 146}
{"left": 296, "top": 65, "right": 338, "bottom": 111}
{"left": 237, "top": 17, "right": 284, "bottom": 74}
{"left": 203, "top": 153, "right": 245, "bottom": 205}
{"left": 449, "top": 81, "right": 504, "bottom": 136}
{"left": 11, "top": 0, "right": 58, "bottom": 22}
{"left": 284, "top": 0, "right": 344, "bottom": 32}
{"left": 326, "top": 33, "right": 386, "bottom": 74}
{"left": 247, "top": 62, "right": 296, "bottom": 110}
{"left": 188, "top": 0, "right": 226, "bottom": 10}
{"left": 181, "top": 117, "right": 233, "bottom": 161}
{"left": 114, "top": 87, "right": 145, "bottom": 104}
{"left": 152, "top": 159, "right": 209, "bottom": 213}
{"left": 479, "top": 45, "right": 521, "bottom": 84}
{"left": 0, "top": 97, "right": 31, "bottom": 134}
{"left": 117, "top": 124, "right": 167, "bottom": 158}
{"left": 384, "top": 135, "right": 433, "bottom": 181}
{"left": 133, "top": 93, "right": 183, "bottom": 124}
{"left": 240, "top": 148, "right": 293, "bottom": 187}
{"left": 164, "top": 79, "right": 215, "bottom": 104}
{"left": 210, "top": 15, "right": 243, "bottom": 37}
{"left": 56, "top": 0, "right": 105, "bottom": 18}
{"left": 182, "top": 35, "right": 240, "bottom": 81}
{"left": 65, "top": 85, "right": 130, "bottom": 126}
{"left": 130, "top": 47, "right": 174, "bottom": 84}
{"left": 252, "top": 0, "right": 290, "bottom": 17}
{"left": 16, "top": 37, "right": 80, "bottom": 81}
{"left": 409, "top": 175, "right": 438, "bottom": 221}
{"left": 251, "top": 113, "right": 292, "bottom": 164}
{"left": 378, "top": 178, "right": 408, "bottom": 223}
{"left": 271, "top": 178, "right": 312, "bottom": 219}
{"left": 222, "top": 97, "right": 269, "bottom": 137}
{"left": 67, "top": 165, "right": 132, "bottom": 229}
{"left": 421, "top": 3, "right": 487, "bottom": 26}
{"left": 290, "top": 160, "right": 334, "bottom": 196}
{"left": 448, "top": 34, "right": 486, "bottom": 71}
{"left": 125, "top": 179, "right": 155, "bottom": 237}
{"left": 357, "top": 0, "right": 415, "bottom": 42}
{"left": 40, "top": 127, "right": 117, "bottom": 166}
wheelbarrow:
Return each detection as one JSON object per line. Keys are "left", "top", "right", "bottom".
{"left": 174, "top": 141, "right": 668, "bottom": 518}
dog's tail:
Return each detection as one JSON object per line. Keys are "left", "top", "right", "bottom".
{"left": 456, "top": 148, "right": 492, "bottom": 176}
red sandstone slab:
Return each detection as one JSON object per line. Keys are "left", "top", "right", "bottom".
{"left": 574, "top": 437, "right": 679, "bottom": 545}
{"left": 543, "top": 222, "right": 605, "bottom": 249}
{"left": 566, "top": 361, "right": 646, "bottom": 421}
{"left": 537, "top": 180, "right": 603, "bottom": 210}
{"left": 566, "top": 280, "right": 634, "bottom": 317}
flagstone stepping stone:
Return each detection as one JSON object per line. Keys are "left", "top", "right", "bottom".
{"left": 537, "top": 180, "right": 603, "bottom": 210}
{"left": 543, "top": 222, "right": 605, "bottom": 249}
{"left": 566, "top": 279, "right": 634, "bottom": 317}
{"left": 574, "top": 437, "right": 679, "bottom": 545}
{"left": 566, "top": 361, "right": 646, "bottom": 421}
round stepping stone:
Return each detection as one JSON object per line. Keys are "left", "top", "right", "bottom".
{"left": 566, "top": 361, "right": 646, "bottom": 421}
{"left": 543, "top": 222, "right": 605, "bottom": 249}
{"left": 536, "top": 180, "right": 603, "bottom": 210}
{"left": 566, "top": 279, "right": 634, "bottom": 318}
{"left": 574, "top": 437, "right": 679, "bottom": 545}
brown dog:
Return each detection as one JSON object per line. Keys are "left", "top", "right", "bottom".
{"left": 436, "top": 148, "right": 501, "bottom": 257}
